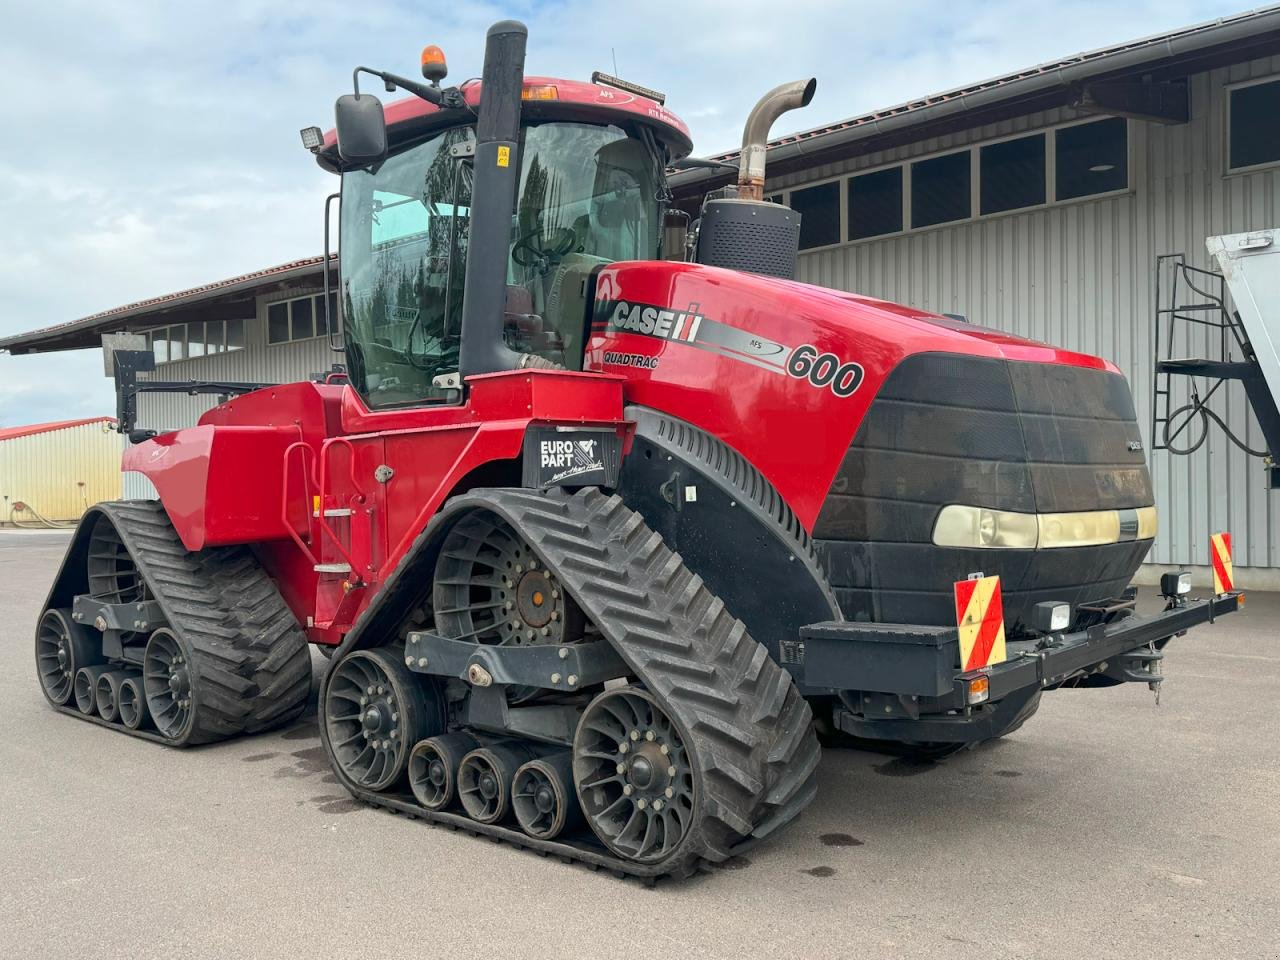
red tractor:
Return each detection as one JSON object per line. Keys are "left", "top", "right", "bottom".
{"left": 34, "top": 21, "right": 1240, "bottom": 878}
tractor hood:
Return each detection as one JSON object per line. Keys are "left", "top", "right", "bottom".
{"left": 585, "top": 259, "right": 1153, "bottom": 634}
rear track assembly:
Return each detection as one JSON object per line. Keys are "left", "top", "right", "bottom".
{"left": 35, "top": 501, "right": 311, "bottom": 746}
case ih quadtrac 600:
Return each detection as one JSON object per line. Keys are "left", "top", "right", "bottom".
{"left": 35, "top": 21, "right": 1241, "bottom": 879}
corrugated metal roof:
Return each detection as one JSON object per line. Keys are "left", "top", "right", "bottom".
{"left": 0, "top": 256, "right": 331, "bottom": 354}
{"left": 0, "top": 417, "right": 117, "bottom": 443}
{"left": 671, "top": 3, "right": 1280, "bottom": 194}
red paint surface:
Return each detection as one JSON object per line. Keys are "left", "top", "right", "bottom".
{"left": 584, "top": 261, "right": 1111, "bottom": 530}
{"left": 124, "top": 371, "right": 628, "bottom": 644}
{"left": 125, "top": 258, "right": 1124, "bottom": 648}
{"left": 319, "top": 77, "right": 691, "bottom": 160}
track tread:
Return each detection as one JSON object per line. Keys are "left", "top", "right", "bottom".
{"left": 432, "top": 487, "right": 820, "bottom": 877}
{"left": 42, "top": 500, "right": 311, "bottom": 745}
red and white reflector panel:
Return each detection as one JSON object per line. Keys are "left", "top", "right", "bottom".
{"left": 954, "top": 575, "right": 1007, "bottom": 672}
{"left": 1211, "top": 531, "right": 1234, "bottom": 595}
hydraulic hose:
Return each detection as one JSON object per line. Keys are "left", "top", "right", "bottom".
{"left": 1163, "top": 400, "right": 1268, "bottom": 457}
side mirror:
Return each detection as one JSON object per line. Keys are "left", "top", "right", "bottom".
{"left": 334, "top": 93, "right": 388, "bottom": 167}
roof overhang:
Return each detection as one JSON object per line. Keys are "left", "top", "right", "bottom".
{"left": 1, "top": 256, "right": 333, "bottom": 355}
{"left": 670, "top": 6, "right": 1280, "bottom": 201}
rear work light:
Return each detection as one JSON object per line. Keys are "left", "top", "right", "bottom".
{"left": 299, "top": 126, "right": 324, "bottom": 152}
{"left": 1160, "top": 570, "right": 1193, "bottom": 598}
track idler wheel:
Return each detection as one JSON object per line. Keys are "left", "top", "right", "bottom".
{"left": 457, "top": 744, "right": 532, "bottom": 824}
{"left": 143, "top": 629, "right": 198, "bottom": 741}
{"left": 573, "top": 687, "right": 696, "bottom": 864}
{"left": 35, "top": 608, "right": 101, "bottom": 707}
{"left": 325, "top": 648, "right": 442, "bottom": 792}
{"left": 118, "top": 674, "right": 149, "bottom": 731}
{"left": 95, "top": 669, "right": 133, "bottom": 723}
{"left": 408, "top": 732, "right": 479, "bottom": 811}
{"left": 74, "top": 665, "right": 111, "bottom": 715}
{"left": 512, "top": 752, "right": 580, "bottom": 840}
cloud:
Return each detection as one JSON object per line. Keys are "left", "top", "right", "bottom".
{"left": 0, "top": 0, "right": 1249, "bottom": 425}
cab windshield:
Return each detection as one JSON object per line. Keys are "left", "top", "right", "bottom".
{"left": 340, "top": 121, "right": 664, "bottom": 407}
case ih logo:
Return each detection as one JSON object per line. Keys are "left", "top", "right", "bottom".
{"left": 593, "top": 298, "right": 864, "bottom": 398}
{"left": 605, "top": 301, "right": 704, "bottom": 342}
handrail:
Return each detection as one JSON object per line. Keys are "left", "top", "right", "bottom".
{"left": 315, "top": 436, "right": 366, "bottom": 582}
{"left": 281, "top": 441, "right": 320, "bottom": 566}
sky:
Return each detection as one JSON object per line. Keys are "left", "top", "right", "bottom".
{"left": 0, "top": 0, "right": 1256, "bottom": 426}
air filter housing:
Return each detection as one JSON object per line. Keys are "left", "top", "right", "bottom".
{"left": 696, "top": 198, "right": 800, "bottom": 280}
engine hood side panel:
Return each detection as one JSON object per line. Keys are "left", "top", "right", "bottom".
{"left": 585, "top": 260, "right": 1112, "bottom": 531}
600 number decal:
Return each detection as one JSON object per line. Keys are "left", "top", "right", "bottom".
{"left": 786, "top": 345, "right": 864, "bottom": 397}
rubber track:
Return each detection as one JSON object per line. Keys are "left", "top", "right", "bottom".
{"left": 343, "top": 487, "right": 821, "bottom": 878}
{"left": 43, "top": 501, "right": 312, "bottom": 745}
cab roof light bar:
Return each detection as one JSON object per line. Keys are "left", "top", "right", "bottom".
{"left": 590, "top": 71, "right": 666, "bottom": 105}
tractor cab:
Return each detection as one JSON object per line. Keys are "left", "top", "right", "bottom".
{"left": 311, "top": 49, "right": 692, "bottom": 411}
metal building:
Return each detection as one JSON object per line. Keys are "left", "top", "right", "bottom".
{"left": 669, "top": 6, "right": 1280, "bottom": 586}
{"left": 1, "top": 8, "right": 1278, "bottom": 583}
{"left": 0, "top": 418, "right": 122, "bottom": 525}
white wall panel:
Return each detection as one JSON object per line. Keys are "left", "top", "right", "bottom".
{"left": 781, "top": 55, "right": 1280, "bottom": 569}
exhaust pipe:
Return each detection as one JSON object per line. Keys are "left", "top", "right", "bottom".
{"left": 737, "top": 78, "right": 817, "bottom": 200}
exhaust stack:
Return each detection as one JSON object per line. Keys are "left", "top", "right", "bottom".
{"left": 737, "top": 78, "right": 817, "bottom": 200}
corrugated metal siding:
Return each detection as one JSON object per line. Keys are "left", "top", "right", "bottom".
{"left": 123, "top": 287, "right": 342, "bottom": 500}
{"left": 0, "top": 421, "right": 123, "bottom": 522}
{"left": 780, "top": 55, "right": 1280, "bottom": 569}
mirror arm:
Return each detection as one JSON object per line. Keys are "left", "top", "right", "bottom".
{"left": 352, "top": 65, "right": 462, "bottom": 109}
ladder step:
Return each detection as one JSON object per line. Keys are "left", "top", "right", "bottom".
{"left": 314, "top": 563, "right": 352, "bottom": 574}
{"left": 312, "top": 508, "right": 354, "bottom": 518}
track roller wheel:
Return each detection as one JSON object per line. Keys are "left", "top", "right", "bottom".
{"left": 95, "top": 669, "right": 132, "bottom": 723}
{"left": 74, "top": 665, "right": 110, "bottom": 715}
{"left": 408, "top": 732, "right": 478, "bottom": 811}
{"left": 118, "top": 674, "right": 149, "bottom": 731}
{"left": 513, "top": 752, "right": 580, "bottom": 840}
{"left": 573, "top": 686, "right": 696, "bottom": 865}
{"left": 35, "top": 608, "right": 101, "bottom": 707}
{"left": 457, "top": 744, "right": 531, "bottom": 824}
{"left": 324, "top": 648, "right": 441, "bottom": 792}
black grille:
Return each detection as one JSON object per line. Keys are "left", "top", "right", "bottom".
{"left": 813, "top": 353, "right": 1154, "bottom": 634}
{"left": 696, "top": 199, "right": 800, "bottom": 279}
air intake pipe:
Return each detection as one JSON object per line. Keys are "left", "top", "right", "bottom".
{"left": 737, "top": 78, "right": 817, "bottom": 200}
{"left": 458, "top": 20, "right": 528, "bottom": 380}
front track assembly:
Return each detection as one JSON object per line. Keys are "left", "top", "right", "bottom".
{"left": 319, "top": 487, "right": 821, "bottom": 879}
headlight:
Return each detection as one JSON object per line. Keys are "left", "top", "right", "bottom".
{"left": 932, "top": 505, "right": 1038, "bottom": 549}
{"left": 1037, "top": 510, "right": 1120, "bottom": 549}
{"left": 933, "top": 505, "right": 1158, "bottom": 549}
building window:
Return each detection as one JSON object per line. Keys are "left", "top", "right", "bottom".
{"left": 1228, "top": 77, "right": 1280, "bottom": 171}
{"left": 145, "top": 318, "right": 245, "bottom": 364}
{"left": 790, "top": 181, "right": 840, "bottom": 249}
{"left": 911, "top": 151, "right": 971, "bottom": 228}
{"left": 1055, "top": 117, "right": 1127, "bottom": 201}
{"left": 847, "top": 166, "right": 903, "bottom": 240}
{"left": 267, "top": 293, "right": 334, "bottom": 345}
{"left": 980, "top": 133, "right": 1046, "bottom": 215}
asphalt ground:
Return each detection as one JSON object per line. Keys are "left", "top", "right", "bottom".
{"left": 1, "top": 529, "right": 1277, "bottom": 959}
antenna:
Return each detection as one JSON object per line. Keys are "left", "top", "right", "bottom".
{"left": 612, "top": 47, "right": 618, "bottom": 75}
